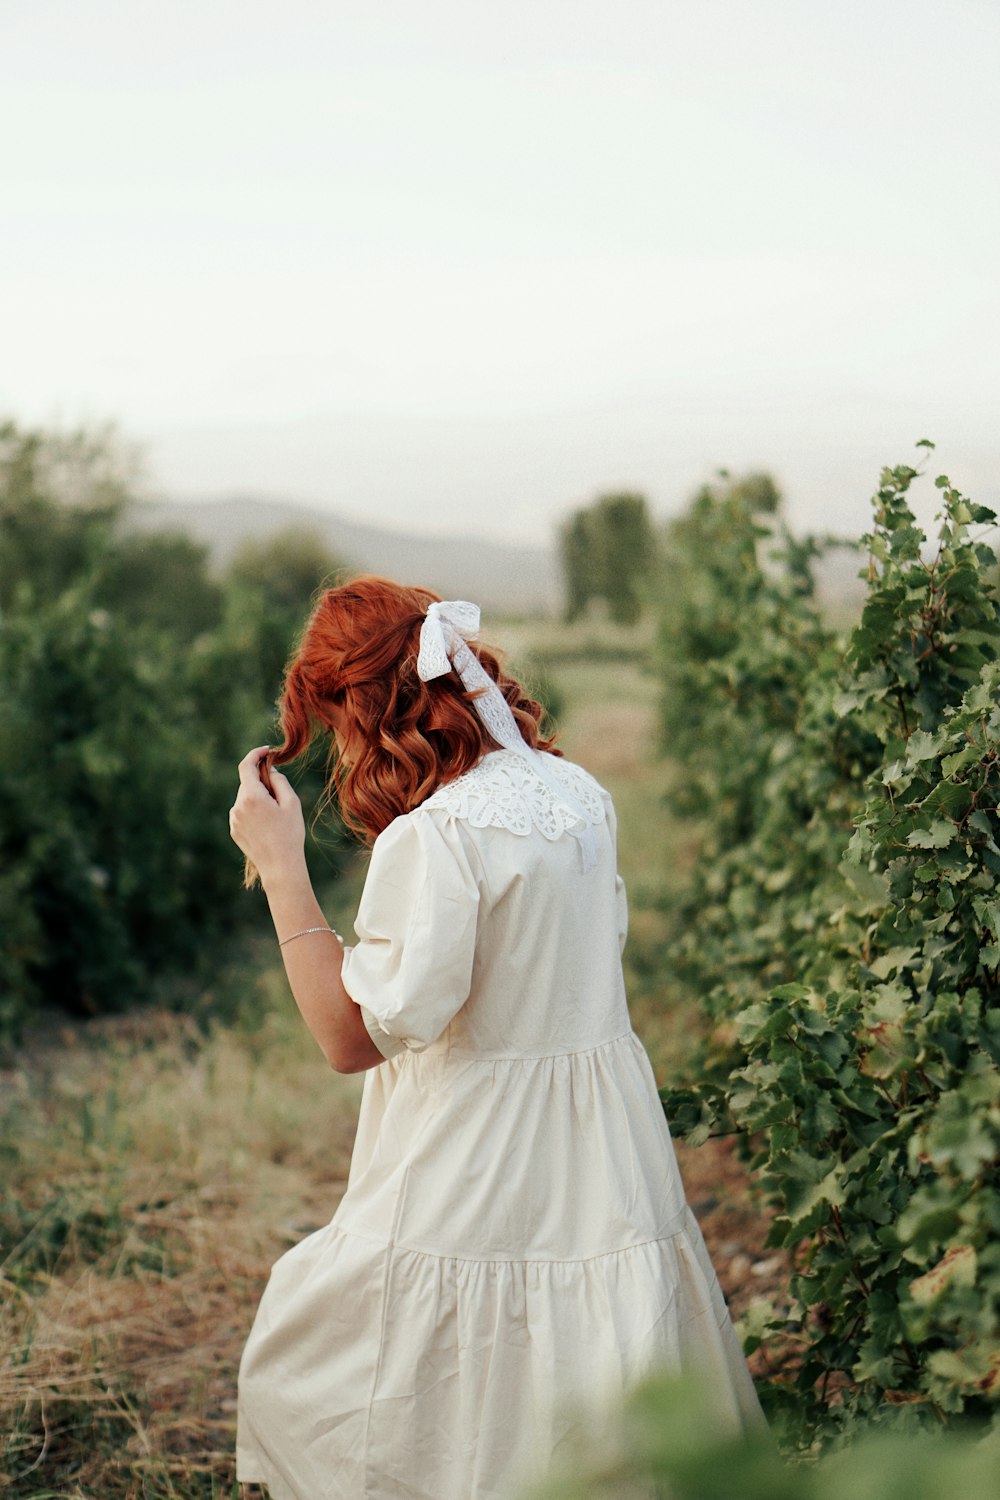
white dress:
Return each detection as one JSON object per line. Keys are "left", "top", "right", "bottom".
{"left": 237, "top": 749, "right": 766, "bottom": 1499}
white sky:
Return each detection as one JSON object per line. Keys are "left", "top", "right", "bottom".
{"left": 2, "top": 0, "right": 998, "bottom": 543}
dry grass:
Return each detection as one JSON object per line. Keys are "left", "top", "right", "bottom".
{"left": 1, "top": 998, "right": 363, "bottom": 1497}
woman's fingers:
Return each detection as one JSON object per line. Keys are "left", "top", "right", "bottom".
{"left": 229, "top": 751, "right": 305, "bottom": 875}
{"left": 238, "top": 745, "right": 271, "bottom": 788}
{"left": 268, "top": 767, "right": 298, "bottom": 806}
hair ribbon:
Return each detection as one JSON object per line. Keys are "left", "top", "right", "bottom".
{"left": 416, "top": 600, "right": 598, "bottom": 872}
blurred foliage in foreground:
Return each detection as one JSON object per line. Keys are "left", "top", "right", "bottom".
{"left": 0, "top": 419, "right": 348, "bottom": 1042}
{"left": 525, "top": 1371, "right": 1000, "bottom": 1500}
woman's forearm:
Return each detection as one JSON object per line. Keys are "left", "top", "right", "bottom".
{"left": 261, "top": 856, "right": 384, "bottom": 1074}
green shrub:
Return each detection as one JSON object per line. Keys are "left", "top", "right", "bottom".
{"left": 654, "top": 452, "right": 1000, "bottom": 1437}
{"left": 525, "top": 1371, "right": 1000, "bottom": 1500}
{"left": 0, "top": 421, "right": 351, "bottom": 1041}
{"left": 0, "top": 584, "right": 259, "bottom": 1028}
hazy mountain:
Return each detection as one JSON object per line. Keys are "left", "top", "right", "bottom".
{"left": 129, "top": 494, "right": 562, "bottom": 615}
{"left": 128, "top": 492, "right": 868, "bottom": 621}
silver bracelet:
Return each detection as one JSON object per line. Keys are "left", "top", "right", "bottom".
{"left": 278, "top": 926, "right": 343, "bottom": 947}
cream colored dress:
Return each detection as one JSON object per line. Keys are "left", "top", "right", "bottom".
{"left": 236, "top": 749, "right": 765, "bottom": 1499}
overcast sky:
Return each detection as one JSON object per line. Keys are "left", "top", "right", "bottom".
{"left": 3, "top": 0, "right": 998, "bottom": 544}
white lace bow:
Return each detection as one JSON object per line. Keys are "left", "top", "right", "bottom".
{"left": 416, "top": 600, "right": 598, "bottom": 872}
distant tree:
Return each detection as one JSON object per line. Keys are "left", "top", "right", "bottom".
{"left": 559, "top": 510, "right": 597, "bottom": 622}
{"left": 228, "top": 529, "right": 344, "bottom": 619}
{"left": 0, "top": 419, "right": 131, "bottom": 611}
{"left": 715, "top": 469, "right": 782, "bottom": 515}
{"left": 224, "top": 528, "right": 347, "bottom": 696}
{"left": 598, "top": 492, "right": 658, "bottom": 624}
{"left": 0, "top": 420, "right": 223, "bottom": 642}
{"left": 96, "top": 531, "right": 224, "bottom": 642}
{"left": 559, "top": 490, "right": 657, "bottom": 624}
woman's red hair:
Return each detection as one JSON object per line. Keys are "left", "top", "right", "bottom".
{"left": 252, "top": 576, "right": 559, "bottom": 874}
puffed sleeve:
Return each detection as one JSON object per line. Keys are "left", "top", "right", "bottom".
{"left": 339, "top": 809, "right": 481, "bottom": 1059}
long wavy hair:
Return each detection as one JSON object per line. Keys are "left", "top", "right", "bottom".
{"left": 248, "top": 576, "right": 559, "bottom": 881}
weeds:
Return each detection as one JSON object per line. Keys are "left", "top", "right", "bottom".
{"left": 1, "top": 995, "right": 361, "bottom": 1496}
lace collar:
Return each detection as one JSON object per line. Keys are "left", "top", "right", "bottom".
{"left": 420, "top": 749, "right": 607, "bottom": 844}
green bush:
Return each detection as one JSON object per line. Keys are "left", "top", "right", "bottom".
{"left": 653, "top": 453, "right": 1000, "bottom": 1438}
{"left": 0, "top": 421, "right": 350, "bottom": 1041}
{"left": 653, "top": 472, "right": 862, "bottom": 1130}
{"left": 525, "top": 1371, "right": 1000, "bottom": 1500}
{"left": 0, "top": 583, "right": 259, "bottom": 1028}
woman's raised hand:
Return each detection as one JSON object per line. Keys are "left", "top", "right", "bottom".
{"left": 229, "top": 746, "right": 306, "bottom": 890}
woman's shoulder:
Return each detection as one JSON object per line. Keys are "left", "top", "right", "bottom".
{"left": 412, "top": 748, "right": 611, "bottom": 842}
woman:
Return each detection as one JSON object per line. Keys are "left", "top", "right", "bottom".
{"left": 228, "top": 577, "right": 765, "bottom": 1500}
